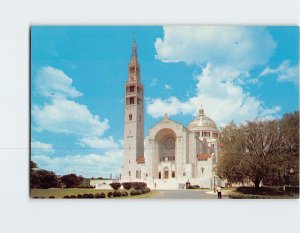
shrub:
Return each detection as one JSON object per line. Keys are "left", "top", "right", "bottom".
{"left": 95, "top": 193, "right": 106, "bottom": 199}
{"left": 113, "top": 191, "right": 122, "bottom": 197}
{"left": 110, "top": 182, "right": 121, "bottom": 190}
{"left": 121, "top": 191, "right": 128, "bottom": 196}
{"left": 82, "top": 193, "right": 94, "bottom": 198}
{"left": 63, "top": 195, "right": 70, "bottom": 199}
{"left": 69, "top": 195, "right": 77, "bottom": 198}
{"left": 77, "top": 194, "right": 83, "bottom": 198}
{"left": 122, "top": 182, "right": 132, "bottom": 190}
{"left": 144, "top": 188, "right": 151, "bottom": 193}
{"left": 130, "top": 190, "right": 143, "bottom": 196}
{"left": 187, "top": 185, "right": 200, "bottom": 189}
{"left": 108, "top": 192, "right": 113, "bottom": 198}
{"left": 49, "top": 196, "right": 55, "bottom": 199}
{"left": 236, "top": 186, "right": 283, "bottom": 196}
{"left": 131, "top": 182, "right": 147, "bottom": 190}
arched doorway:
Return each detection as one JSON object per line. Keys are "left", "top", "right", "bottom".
{"left": 153, "top": 128, "right": 177, "bottom": 179}
{"left": 164, "top": 167, "right": 169, "bottom": 179}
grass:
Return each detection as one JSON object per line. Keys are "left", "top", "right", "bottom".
{"left": 30, "top": 188, "right": 160, "bottom": 199}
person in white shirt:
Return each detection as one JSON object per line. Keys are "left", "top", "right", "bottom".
{"left": 217, "top": 186, "right": 222, "bottom": 199}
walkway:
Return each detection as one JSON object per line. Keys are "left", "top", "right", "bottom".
{"left": 151, "top": 189, "right": 228, "bottom": 199}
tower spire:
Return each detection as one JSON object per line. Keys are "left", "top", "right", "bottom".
{"left": 130, "top": 33, "right": 138, "bottom": 61}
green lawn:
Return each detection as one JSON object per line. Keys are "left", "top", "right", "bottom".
{"left": 30, "top": 188, "right": 159, "bottom": 199}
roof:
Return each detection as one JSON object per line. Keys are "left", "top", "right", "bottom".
{"left": 197, "top": 153, "right": 211, "bottom": 160}
{"left": 188, "top": 108, "right": 218, "bottom": 131}
{"left": 136, "top": 156, "right": 145, "bottom": 164}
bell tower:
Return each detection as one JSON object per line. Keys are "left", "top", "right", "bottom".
{"left": 122, "top": 36, "right": 144, "bottom": 180}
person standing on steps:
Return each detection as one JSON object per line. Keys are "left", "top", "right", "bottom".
{"left": 217, "top": 186, "right": 222, "bottom": 199}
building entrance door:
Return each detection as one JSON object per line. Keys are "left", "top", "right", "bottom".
{"left": 164, "top": 169, "right": 169, "bottom": 179}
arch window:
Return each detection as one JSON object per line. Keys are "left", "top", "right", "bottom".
{"left": 129, "top": 113, "right": 132, "bottom": 120}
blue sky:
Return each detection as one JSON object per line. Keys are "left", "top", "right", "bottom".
{"left": 30, "top": 26, "right": 299, "bottom": 178}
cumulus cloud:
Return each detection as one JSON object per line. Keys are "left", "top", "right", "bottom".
{"left": 32, "top": 98, "right": 109, "bottom": 137}
{"left": 78, "top": 136, "right": 119, "bottom": 149}
{"left": 35, "top": 66, "right": 82, "bottom": 98}
{"left": 260, "top": 60, "right": 299, "bottom": 85}
{"left": 155, "top": 26, "right": 276, "bottom": 71}
{"left": 31, "top": 140, "right": 54, "bottom": 155}
{"left": 147, "top": 27, "right": 281, "bottom": 126}
{"left": 147, "top": 64, "right": 273, "bottom": 126}
{"left": 32, "top": 149, "right": 123, "bottom": 178}
{"left": 33, "top": 66, "right": 120, "bottom": 150}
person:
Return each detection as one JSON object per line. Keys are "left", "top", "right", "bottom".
{"left": 217, "top": 186, "right": 222, "bottom": 199}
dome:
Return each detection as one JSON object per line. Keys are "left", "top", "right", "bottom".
{"left": 188, "top": 107, "right": 218, "bottom": 131}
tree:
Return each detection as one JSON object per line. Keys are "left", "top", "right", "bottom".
{"left": 60, "top": 173, "right": 84, "bottom": 188}
{"left": 216, "top": 113, "right": 299, "bottom": 190}
{"left": 30, "top": 160, "right": 60, "bottom": 189}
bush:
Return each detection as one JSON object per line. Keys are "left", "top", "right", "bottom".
{"left": 49, "top": 196, "right": 55, "bottom": 199}
{"left": 113, "top": 191, "right": 122, "bottom": 197}
{"left": 108, "top": 192, "right": 113, "bottom": 198}
{"left": 131, "top": 182, "right": 147, "bottom": 190}
{"left": 95, "top": 193, "right": 106, "bottom": 199}
{"left": 110, "top": 182, "right": 121, "bottom": 190}
{"left": 130, "top": 190, "right": 143, "bottom": 196}
{"left": 187, "top": 185, "right": 200, "bottom": 189}
{"left": 121, "top": 191, "right": 128, "bottom": 196}
{"left": 236, "top": 186, "right": 284, "bottom": 196}
{"left": 63, "top": 195, "right": 70, "bottom": 199}
{"left": 144, "top": 188, "right": 151, "bottom": 193}
{"left": 82, "top": 193, "right": 94, "bottom": 198}
{"left": 77, "top": 194, "right": 83, "bottom": 198}
{"left": 69, "top": 195, "right": 77, "bottom": 198}
{"left": 122, "top": 182, "right": 132, "bottom": 190}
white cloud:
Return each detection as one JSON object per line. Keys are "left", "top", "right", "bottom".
{"left": 164, "top": 84, "right": 172, "bottom": 90}
{"left": 33, "top": 66, "right": 121, "bottom": 150}
{"left": 79, "top": 136, "right": 119, "bottom": 149}
{"left": 260, "top": 60, "right": 299, "bottom": 85}
{"left": 259, "top": 106, "right": 282, "bottom": 120}
{"left": 147, "top": 96, "right": 193, "bottom": 118}
{"left": 148, "top": 26, "right": 281, "bottom": 126}
{"left": 35, "top": 66, "right": 83, "bottom": 98}
{"left": 147, "top": 64, "right": 272, "bottom": 126}
{"left": 32, "top": 149, "right": 123, "bottom": 178}
{"left": 31, "top": 140, "right": 54, "bottom": 155}
{"left": 155, "top": 26, "right": 276, "bottom": 71}
{"left": 33, "top": 98, "right": 109, "bottom": 137}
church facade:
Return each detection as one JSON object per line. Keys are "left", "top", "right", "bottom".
{"left": 121, "top": 39, "right": 222, "bottom": 189}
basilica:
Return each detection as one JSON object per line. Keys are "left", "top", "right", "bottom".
{"left": 121, "top": 38, "right": 222, "bottom": 189}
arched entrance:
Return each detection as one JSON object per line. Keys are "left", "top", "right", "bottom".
{"left": 164, "top": 167, "right": 169, "bottom": 179}
{"left": 154, "top": 128, "right": 176, "bottom": 179}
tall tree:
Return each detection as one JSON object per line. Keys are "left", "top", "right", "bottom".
{"left": 216, "top": 113, "right": 299, "bottom": 189}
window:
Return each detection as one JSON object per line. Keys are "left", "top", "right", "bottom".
{"left": 158, "top": 172, "right": 161, "bottom": 179}
{"left": 129, "top": 97, "right": 135, "bottom": 105}
{"left": 172, "top": 171, "right": 175, "bottom": 178}
{"left": 129, "top": 171, "right": 131, "bottom": 176}
{"left": 129, "top": 85, "right": 135, "bottom": 92}
{"left": 129, "top": 114, "right": 132, "bottom": 121}
{"left": 183, "top": 172, "right": 186, "bottom": 176}
{"left": 201, "top": 167, "right": 205, "bottom": 174}
{"left": 202, "top": 131, "right": 210, "bottom": 137}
